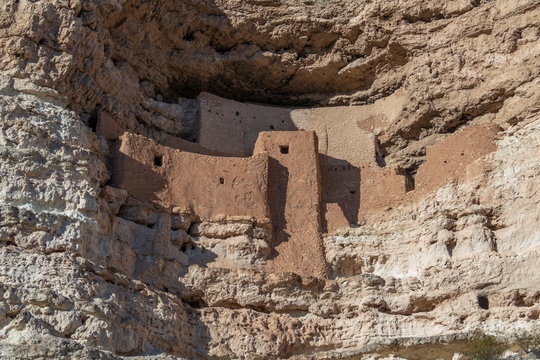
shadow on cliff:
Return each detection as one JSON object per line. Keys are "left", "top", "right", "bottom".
{"left": 110, "top": 149, "right": 168, "bottom": 204}
{"left": 267, "top": 157, "right": 290, "bottom": 260}
{"left": 319, "top": 154, "right": 360, "bottom": 232}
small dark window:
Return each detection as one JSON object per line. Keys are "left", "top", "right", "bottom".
{"left": 269, "top": 125, "right": 275, "bottom": 130}
{"left": 235, "top": 111, "right": 240, "bottom": 116}
{"left": 88, "top": 113, "right": 98, "bottom": 132}
{"left": 478, "top": 295, "right": 489, "bottom": 310}
{"left": 350, "top": 190, "right": 356, "bottom": 194}
{"left": 219, "top": 177, "right": 224, "bottom": 184}
{"left": 280, "top": 145, "right": 289, "bottom": 154}
{"left": 154, "top": 156, "right": 163, "bottom": 167}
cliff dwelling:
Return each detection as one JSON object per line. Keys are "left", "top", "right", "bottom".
{"left": 98, "top": 93, "right": 499, "bottom": 279}
{"left": 2, "top": 1, "right": 539, "bottom": 358}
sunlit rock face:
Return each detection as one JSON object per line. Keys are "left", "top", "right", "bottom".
{"left": 0, "top": 0, "right": 539, "bottom": 358}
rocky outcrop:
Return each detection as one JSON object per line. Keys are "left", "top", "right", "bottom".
{"left": 0, "top": 0, "right": 539, "bottom": 358}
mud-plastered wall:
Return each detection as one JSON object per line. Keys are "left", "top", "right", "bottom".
{"left": 112, "top": 133, "right": 270, "bottom": 221}
{"left": 254, "top": 131, "right": 328, "bottom": 278}
{"left": 415, "top": 123, "right": 500, "bottom": 193}
{"left": 198, "top": 93, "right": 385, "bottom": 166}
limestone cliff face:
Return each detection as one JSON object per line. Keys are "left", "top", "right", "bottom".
{"left": 0, "top": 0, "right": 539, "bottom": 359}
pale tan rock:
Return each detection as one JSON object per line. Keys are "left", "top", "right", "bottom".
{"left": 0, "top": 0, "right": 539, "bottom": 359}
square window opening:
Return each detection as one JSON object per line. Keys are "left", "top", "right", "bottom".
{"left": 280, "top": 145, "right": 289, "bottom": 154}
{"left": 154, "top": 155, "right": 163, "bottom": 167}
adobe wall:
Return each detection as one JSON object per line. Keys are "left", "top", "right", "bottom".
{"left": 101, "top": 107, "right": 409, "bottom": 235}
{"left": 199, "top": 93, "right": 296, "bottom": 157}
{"left": 112, "top": 133, "right": 270, "bottom": 221}
{"left": 253, "top": 131, "right": 329, "bottom": 278}
{"left": 98, "top": 109, "right": 229, "bottom": 157}
{"left": 291, "top": 107, "right": 379, "bottom": 167}
{"left": 321, "top": 123, "right": 501, "bottom": 231}
{"left": 415, "top": 123, "right": 500, "bottom": 193}
{"left": 198, "top": 93, "right": 380, "bottom": 166}
{"left": 358, "top": 166, "right": 408, "bottom": 213}
{"left": 320, "top": 156, "right": 407, "bottom": 232}
{"left": 320, "top": 155, "right": 361, "bottom": 232}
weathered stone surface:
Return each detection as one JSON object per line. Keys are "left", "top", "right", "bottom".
{"left": 0, "top": 0, "right": 539, "bottom": 359}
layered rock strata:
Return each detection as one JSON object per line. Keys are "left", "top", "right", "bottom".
{"left": 0, "top": 0, "right": 539, "bottom": 358}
